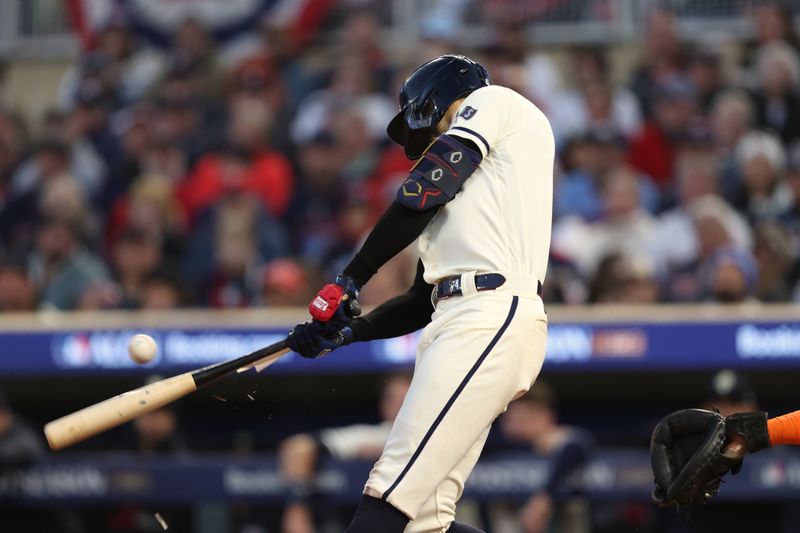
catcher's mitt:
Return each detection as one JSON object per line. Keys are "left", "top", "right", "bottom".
{"left": 650, "top": 409, "right": 770, "bottom": 508}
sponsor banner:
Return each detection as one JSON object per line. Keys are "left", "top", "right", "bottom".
{"left": 2, "top": 321, "right": 800, "bottom": 376}
{"left": 3, "top": 450, "right": 800, "bottom": 504}
{"left": 736, "top": 324, "right": 800, "bottom": 359}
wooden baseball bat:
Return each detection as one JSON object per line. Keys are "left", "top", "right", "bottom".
{"left": 44, "top": 338, "right": 290, "bottom": 451}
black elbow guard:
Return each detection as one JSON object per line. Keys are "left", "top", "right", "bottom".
{"left": 396, "top": 134, "right": 482, "bottom": 210}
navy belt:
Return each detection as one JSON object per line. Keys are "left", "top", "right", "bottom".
{"left": 433, "top": 273, "right": 542, "bottom": 302}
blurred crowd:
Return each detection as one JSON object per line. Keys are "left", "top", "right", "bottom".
{"left": 547, "top": 3, "right": 800, "bottom": 305}
{"left": 1, "top": 2, "right": 800, "bottom": 311}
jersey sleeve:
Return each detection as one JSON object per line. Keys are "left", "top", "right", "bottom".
{"left": 446, "top": 85, "right": 514, "bottom": 158}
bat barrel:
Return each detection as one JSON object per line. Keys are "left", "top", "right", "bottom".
{"left": 44, "top": 373, "right": 197, "bottom": 451}
{"left": 44, "top": 338, "right": 290, "bottom": 451}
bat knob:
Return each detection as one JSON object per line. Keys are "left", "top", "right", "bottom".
{"left": 345, "top": 298, "right": 361, "bottom": 318}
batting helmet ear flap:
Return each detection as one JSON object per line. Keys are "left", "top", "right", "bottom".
{"left": 387, "top": 107, "right": 436, "bottom": 160}
{"left": 387, "top": 109, "right": 406, "bottom": 146}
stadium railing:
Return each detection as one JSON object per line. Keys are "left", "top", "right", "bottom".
{"left": 0, "top": 0, "right": 77, "bottom": 58}
{"left": 0, "top": 0, "right": 794, "bottom": 59}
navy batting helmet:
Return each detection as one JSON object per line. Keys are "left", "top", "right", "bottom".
{"left": 387, "top": 54, "right": 490, "bottom": 159}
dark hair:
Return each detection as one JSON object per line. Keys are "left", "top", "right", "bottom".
{"left": 217, "top": 143, "right": 252, "bottom": 163}
{"left": 767, "top": 1, "right": 800, "bottom": 48}
{"left": 33, "top": 138, "right": 70, "bottom": 160}
{"left": 37, "top": 215, "right": 80, "bottom": 238}
{"left": 142, "top": 267, "right": 192, "bottom": 307}
{"left": 116, "top": 227, "right": 157, "bottom": 246}
{"left": 572, "top": 46, "right": 609, "bottom": 78}
{"left": 515, "top": 381, "right": 557, "bottom": 411}
{"left": 0, "top": 253, "right": 26, "bottom": 273}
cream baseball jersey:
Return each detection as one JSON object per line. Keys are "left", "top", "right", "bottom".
{"left": 417, "top": 85, "right": 555, "bottom": 285}
{"left": 296, "top": 56, "right": 554, "bottom": 533}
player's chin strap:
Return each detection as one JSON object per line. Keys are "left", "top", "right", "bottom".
{"left": 396, "top": 134, "right": 482, "bottom": 211}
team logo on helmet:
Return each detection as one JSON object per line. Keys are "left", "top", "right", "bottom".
{"left": 459, "top": 106, "right": 478, "bottom": 120}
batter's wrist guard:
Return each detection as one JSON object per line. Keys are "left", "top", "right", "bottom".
{"left": 335, "top": 274, "right": 361, "bottom": 299}
{"left": 726, "top": 411, "right": 770, "bottom": 453}
{"left": 335, "top": 274, "right": 362, "bottom": 318}
{"left": 309, "top": 275, "right": 361, "bottom": 322}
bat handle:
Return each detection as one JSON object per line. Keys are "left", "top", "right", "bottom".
{"left": 191, "top": 339, "right": 289, "bottom": 388}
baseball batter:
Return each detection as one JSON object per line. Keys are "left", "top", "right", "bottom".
{"left": 288, "top": 55, "right": 554, "bottom": 533}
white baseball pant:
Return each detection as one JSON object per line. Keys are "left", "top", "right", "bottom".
{"left": 362, "top": 272, "right": 548, "bottom": 533}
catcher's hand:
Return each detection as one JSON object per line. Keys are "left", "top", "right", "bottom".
{"left": 650, "top": 409, "right": 770, "bottom": 508}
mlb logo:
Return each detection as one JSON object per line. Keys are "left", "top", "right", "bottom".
{"left": 459, "top": 106, "right": 477, "bottom": 120}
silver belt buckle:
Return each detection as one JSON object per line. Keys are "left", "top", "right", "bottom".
{"left": 447, "top": 277, "right": 461, "bottom": 294}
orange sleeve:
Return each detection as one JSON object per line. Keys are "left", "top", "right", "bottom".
{"left": 768, "top": 411, "right": 800, "bottom": 446}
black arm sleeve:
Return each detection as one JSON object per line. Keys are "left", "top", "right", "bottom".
{"left": 350, "top": 260, "right": 434, "bottom": 342}
{"left": 342, "top": 202, "right": 438, "bottom": 287}
{"left": 342, "top": 137, "right": 480, "bottom": 287}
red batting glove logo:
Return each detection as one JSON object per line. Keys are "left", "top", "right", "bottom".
{"left": 309, "top": 284, "right": 345, "bottom": 322}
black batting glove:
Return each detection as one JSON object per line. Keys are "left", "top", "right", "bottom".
{"left": 287, "top": 322, "right": 354, "bottom": 359}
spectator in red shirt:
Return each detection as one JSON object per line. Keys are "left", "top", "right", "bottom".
{"left": 629, "top": 76, "right": 697, "bottom": 187}
{"left": 182, "top": 146, "right": 289, "bottom": 307}
{"left": 179, "top": 145, "right": 293, "bottom": 222}
{"left": 177, "top": 100, "right": 294, "bottom": 223}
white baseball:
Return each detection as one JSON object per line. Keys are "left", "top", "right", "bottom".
{"left": 128, "top": 334, "right": 158, "bottom": 364}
